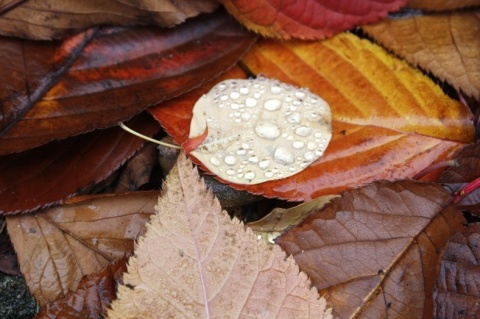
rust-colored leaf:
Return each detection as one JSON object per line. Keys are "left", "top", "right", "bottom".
{"left": 0, "top": 10, "right": 255, "bottom": 155}
{"left": 0, "top": 0, "right": 218, "bottom": 39}
{"left": 434, "top": 223, "right": 480, "bottom": 318}
{"left": 35, "top": 257, "right": 127, "bottom": 319}
{"left": 0, "top": 114, "right": 158, "bottom": 215}
{"left": 407, "top": 0, "right": 480, "bottom": 11}
{"left": 276, "top": 180, "right": 465, "bottom": 318}
{"left": 219, "top": 0, "right": 406, "bottom": 40}
{"left": 154, "top": 34, "right": 473, "bottom": 201}
{"left": 108, "top": 153, "right": 332, "bottom": 319}
{"left": 6, "top": 191, "right": 157, "bottom": 305}
{"left": 363, "top": 11, "right": 480, "bottom": 100}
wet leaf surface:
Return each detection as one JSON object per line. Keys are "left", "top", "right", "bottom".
{"left": 407, "top": 0, "right": 480, "bottom": 10}
{"left": 6, "top": 191, "right": 157, "bottom": 305}
{"left": 0, "top": 114, "right": 159, "bottom": 215}
{"left": 0, "top": 10, "right": 255, "bottom": 155}
{"left": 219, "top": 0, "right": 406, "bottom": 39}
{"left": 276, "top": 180, "right": 465, "bottom": 318}
{"left": 363, "top": 10, "right": 480, "bottom": 100}
{"left": 108, "top": 154, "right": 332, "bottom": 319}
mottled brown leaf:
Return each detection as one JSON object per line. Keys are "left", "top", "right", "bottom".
{"left": 407, "top": 0, "right": 480, "bottom": 11}
{"left": 219, "top": 0, "right": 406, "bottom": 39}
{"left": 35, "top": 257, "right": 127, "bottom": 319}
{"left": 6, "top": 191, "right": 157, "bottom": 305}
{"left": 434, "top": 223, "right": 480, "bottom": 318}
{"left": 363, "top": 11, "right": 480, "bottom": 100}
{"left": 0, "top": 114, "right": 159, "bottom": 215}
{"left": 108, "top": 153, "right": 332, "bottom": 319}
{"left": 276, "top": 180, "right": 464, "bottom": 318}
{"left": 0, "top": 0, "right": 218, "bottom": 39}
{"left": 114, "top": 143, "right": 157, "bottom": 192}
{"left": 0, "top": 11, "right": 255, "bottom": 155}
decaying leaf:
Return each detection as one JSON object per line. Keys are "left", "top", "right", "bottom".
{"left": 276, "top": 180, "right": 465, "bottom": 318}
{"left": 219, "top": 0, "right": 406, "bottom": 39}
{"left": 187, "top": 76, "right": 332, "bottom": 185}
{"left": 434, "top": 223, "right": 480, "bottom": 318}
{"left": 0, "top": 0, "right": 218, "bottom": 39}
{"left": 35, "top": 257, "right": 128, "bottom": 319}
{"left": 114, "top": 143, "right": 157, "bottom": 192}
{"left": 407, "top": 0, "right": 480, "bottom": 11}
{"left": 0, "top": 10, "right": 255, "bottom": 155}
{"left": 108, "top": 153, "right": 332, "bottom": 319}
{"left": 6, "top": 191, "right": 157, "bottom": 305}
{"left": 363, "top": 10, "right": 480, "bottom": 100}
{"left": 0, "top": 114, "right": 159, "bottom": 215}
{"left": 248, "top": 195, "right": 338, "bottom": 244}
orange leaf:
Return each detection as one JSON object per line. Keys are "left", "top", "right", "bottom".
{"left": 108, "top": 153, "right": 332, "bottom": 319}
{"left": 363, "top": 10, "right": 480, "bottom": 100}
{"left": 276, "top": 180, "right": 464, "bottom": 318}
{"left": 219, "top": 0, "right": 406, "bottom": 39}
{"left": 6, "top": 191, "right": 157, "bottom": 305}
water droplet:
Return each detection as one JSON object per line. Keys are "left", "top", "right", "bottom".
{"left": 218, "top": 83, "right": 226, "bottom": 91}
{"left": 248, "top": 155, "right": 258, "bottom": 163}
{"left": 237, "top": 148, "right": 247, "bottom": 156}
{"left": 210, "top": 157, "right": 221, "bottom": 166}
{"left": 287, "top": 113, "right": 300, "bottom": 124}
{"left": 264, "top": 99, "right": 282, "bottom": 111}
{"left": 227, "top": 169, "right": 236, "bottom": 176}
{"left": 295, "top": 126, "right": 312, "bottom": 137}
{"left": 265, "top": 171, "right": 274, "bottom": 178}
{"left": 245, "top": 97, "right": 257, "bottom": 107}
{"left": 245, "top": 171, "right": 255, "bottom": 180}
{"left": 241, "top": 112, "right": 251, "bottom": 121}
{"left": 315, "top": 132, "right": 322, "bottom": 138}
{"left": 293, "top": 141, "right": 305, "bottom": 149}
{"left": 259, "top": 159, "right": 270, "bottom": 169}
{"left": 295, "top": 91, "right": 306, "bottom": 99}
{"left": 255, "top": 121, "right": 281, "bottom": 140}
{"left": 237, "top": 173, "right": 244, "bottom": 178}
{"left": 240, "top": 87, "right": 249, "bottom": 95}
{"left": 307, "top": 142, "right": 316, "bottom": 150}
{"left": 304, "top": 152, "right": 315, "bottom": 161}
{"left": 220, "top": 94, "right": 228, "bottom": 101}
{"left": 242, "top": 143, "right": 250, "bottom": 149}
{"left": 273, "top": 147, "right": 294, "bottom": 165}
{"left": 271, "top": 86, "right": 282, "bottom": 94}
{"left": 230, "top": 91, "right": 240, "bottom": 99}
{"left": 315, "top": 150, "right": 323, "bottom": 156}
{"left": 224, "top": 155, "right": 237, "bottom": 165}
{"left": 231, "top": 103, "right": 240, "bottom": 110}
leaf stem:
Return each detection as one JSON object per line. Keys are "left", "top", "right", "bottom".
{"left": 118, "top": 122, "right": 181, "bottom": 150}
{"left": 454, "top": 176, "right": 480, "bottom": 204}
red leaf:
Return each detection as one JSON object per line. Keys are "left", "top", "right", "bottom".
{"left": 0, "top": 114, "right": 159, "bottom": 215}
{"left": 219, "top": 0, "right": 407, "bottom": 39}
{"left": 0, "top": 10, "right": 255, "bottom": 155}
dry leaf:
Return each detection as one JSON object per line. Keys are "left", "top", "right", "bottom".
{"left": 0, "top": 0, "right": 218, "bottom": 39}
{"left": 6, "top": 191, "right": 157, "bottom": 305}
{"left": 114, "top": 143, "right": 157, "bottom": 192}
{"left": 219, "top": 0, "right": 406, "bottom": 39}
{"left": 434, "top": 223, "right": 480, "bottom": 318}
{"left": 407, "top": 0, "right": 480, "bottom": 11}
{"left": 276, "top": 180, "right": 465, "bottom": 318}
{"left": 363, "top": 11, "right": 480, "bottom": 100}
{"left": 108, "top": 153, "right": 332, "bottom": 319}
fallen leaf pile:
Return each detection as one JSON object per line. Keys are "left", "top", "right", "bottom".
{"left": 0, "top": 1, "right": 479, "bottom": 318}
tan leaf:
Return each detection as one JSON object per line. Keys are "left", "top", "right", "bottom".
{"left": 276, "top": 180, "right": 465, "bottom": 318}
{"left": 407, "top": 0, "right": 480, "bottom": 11}
{"left": 0, "top": 0, "right": 218, "bottom": 39}
{"left": 108, "top": 153, "right": 332, "bottom": 319}
{"left": 363, "top": 11, "right": 480, "bottom": 100}
{"left": 6, "top": 191, "right": 158, "bottom": 305}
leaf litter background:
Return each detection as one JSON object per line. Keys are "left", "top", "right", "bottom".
{"left": 1, "top": 0, "right": 480, "bottom": 318}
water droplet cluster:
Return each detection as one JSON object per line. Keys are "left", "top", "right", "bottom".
{"left": 188, "top": 76, "right": 332, "bottom": 185}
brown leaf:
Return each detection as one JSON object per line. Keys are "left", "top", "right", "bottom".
{"left": 0, "top": 0, "right": 218, "bottom": 39}
{"left": 219, "top": 0, "right": 406, "bottom": 40}
{"left": 0, "top": 220, "right": 20, "bottom": 275}
{"left": 0, "top": 10, "right": 255, "bottom": 155}
{"left": 6, "top": 191, "right": 158, "bottom": 305}
{"left": 363, "top": 11, "right": 480, "bottom": 100}
{"left": 434, "top": 223, "right": 480, "bottom": 318}
{"left": 108, "top": 153, "right": 332, "bottom": 319}
{"left": 114, "top": 143, "right": 157, "bottom": 192}
{"left": 35, "top": 257, "right": 128, "bottom": 319}
{"left": 0, "top": 114, "right": 159, "bottom": 215}
{"left": 276, "top": 180, "right": 465, "bottom": 318}
{"left": 407, "top": 0, "right": 480, "bottom": 11}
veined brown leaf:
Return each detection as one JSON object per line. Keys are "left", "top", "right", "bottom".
{"left": 363, "top": 10, "right": 480, "bottom": 100}
{"left": 0, "top": 0, "right": 218, "bottom": 39}
{"left": 219, "top": 0, "right": 406, "bottom": 40}
{"left": 108, "top": 153, "right": 332, "bottom": 319}
{"left": 0, "top": 10, "right": 255, "bottom": 155}
{"left": 6, "top": 191, "right": 158, "bottom": 305}
{"left": 407, "top": 0, "right": 480, "bottom": 11}
{"left": 276, "top": 180, "right": 465, "bottom": 318}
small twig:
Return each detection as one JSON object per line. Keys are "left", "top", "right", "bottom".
{"left": 118, "top": 122, "right": 181, "bottom": 150}
{"left": 412, "top": 159, "right": 458, "bottom": 180}
{"left": 454, "top": 176, "right": 480, "bottom": 204}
